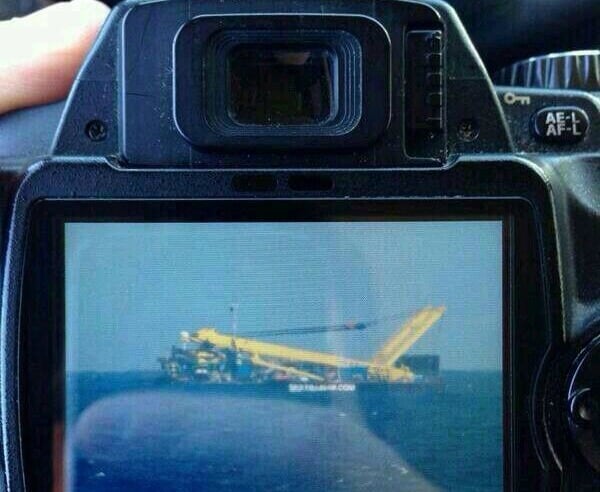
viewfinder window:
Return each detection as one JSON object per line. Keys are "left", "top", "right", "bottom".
{"left": 228, "top": 44, "right": 337, "bottom": 125}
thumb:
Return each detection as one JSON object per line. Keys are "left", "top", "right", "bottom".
{"left": 0, "top": 0, "right": 109, "bottom": 115}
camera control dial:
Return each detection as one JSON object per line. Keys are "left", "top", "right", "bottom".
{"left": 495, "top": 50, "right": 600, "bottom": 92}
{"left": 567, "top": 334, "right": 600, "bottom": 474}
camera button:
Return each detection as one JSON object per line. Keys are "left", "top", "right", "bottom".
{"left": 426, "top": 33, "right": 442, "bottom": 52}
{"left": 532, "top": 106, "right": 589, "bottom": 144}
{"left": 426, "top": 117, "right": 443, "bottom": 130}
{"left": 570, "top": 388, "right": 598, "bottom": 428}
{"left": 427, "top": 53, "right": 442, "bottom": 69}
{"left": 427, "top": 72, "right": 443, "bottom": 87}
{"left": 427, "top": 92, "right": 443, "bottom": 107}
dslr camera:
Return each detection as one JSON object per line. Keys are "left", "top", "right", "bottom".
{"left": 0, "top": 0, "right": 598, "bottom": 491}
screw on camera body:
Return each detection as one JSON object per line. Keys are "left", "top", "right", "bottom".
{"left": 85, "top": 120, "right": 107, "bottom": 142}
{"left": 458, "top": 119, "right": 480, "bottom": 142}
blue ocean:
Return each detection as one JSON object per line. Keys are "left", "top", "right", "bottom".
{"left": 65, "top": 371, "right": 503, "bottom": 492}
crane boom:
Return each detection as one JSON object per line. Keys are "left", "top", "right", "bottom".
{"left": 186, "top": 328, "right": 415, "bottom": 382}
{"left": 249, "top": 354, "right": 325, "bottom": 382}
{"left": 189, "top": 328, "right": 371, "bottom": 368}
{"left": 370, "top": 306, "right": 446, "bottom": 367}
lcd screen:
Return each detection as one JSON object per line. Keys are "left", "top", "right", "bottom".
{"left": 64, "top": 220, "right": 503, "bottom": 491}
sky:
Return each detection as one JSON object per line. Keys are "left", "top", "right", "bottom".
{"left": 65, "top": 220, "right": 503, "bottom": 372}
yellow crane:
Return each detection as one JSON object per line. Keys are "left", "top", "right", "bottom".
{"left": 180, "top": 306, "right": 445, "bottom": 383}
{"left": 371, "top": 306, "right": 446, "bottom": 367}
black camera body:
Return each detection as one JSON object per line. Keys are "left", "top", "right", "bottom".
{"left": 0, "top": 0, "right": 598, "bottom": 491}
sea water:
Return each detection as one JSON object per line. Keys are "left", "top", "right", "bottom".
{"left": 65, "top": 371, "right": 502, "bottom": 492}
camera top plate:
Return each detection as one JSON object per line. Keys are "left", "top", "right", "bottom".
{"left": 48, "top": 0, "right": 512, "bottom": 168}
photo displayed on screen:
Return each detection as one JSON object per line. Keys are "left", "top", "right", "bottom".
{"left": 64, "top": 220, "right": 503, "bottom": 492}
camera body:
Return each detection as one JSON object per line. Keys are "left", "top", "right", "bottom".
{"left": 0, "top": 0, "right": 599, "bottom": 491}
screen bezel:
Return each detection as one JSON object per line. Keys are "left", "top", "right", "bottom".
{"left": 19, "top": 198, "right": 547, "bottom": 492}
